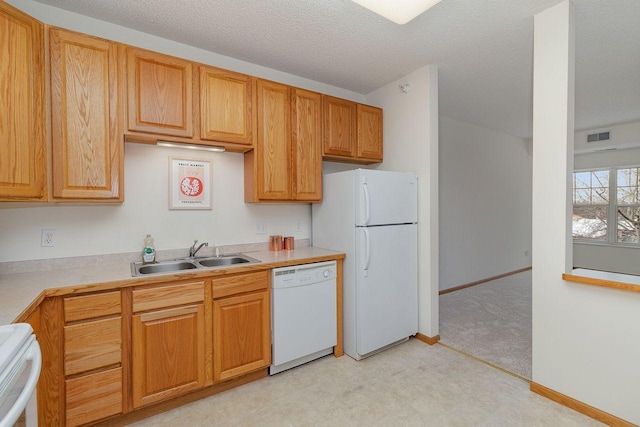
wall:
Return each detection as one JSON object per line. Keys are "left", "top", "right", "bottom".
{"left": 532, "top": 2, "right": 640, "bottom": 424}
{"left": 0, "top": 0, "right": 364, "bottom": 263}
{"left": 439, "top": 116, "right": 532, "bottom": 290}
{"left": 0, "top": 144, "right": 311, "bottom": 261}
{"left": 572, "top": 121, "right": 640, "bottom": 275}
{"left": 574, "top": 120, "right": 640, "bottom": 153}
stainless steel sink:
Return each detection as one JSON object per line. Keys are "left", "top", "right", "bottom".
{"left": 131, "top": 254, "right": 261, "bottom": 277}
{"left": 131, "top": 261, "right": 197, "bottom": 276}
{"left": 197, "top": 254, "right": 260, "bottom": 268}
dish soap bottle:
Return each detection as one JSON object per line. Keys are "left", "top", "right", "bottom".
{"left": 142, "top": 234, "right": 156, "bottom": 264}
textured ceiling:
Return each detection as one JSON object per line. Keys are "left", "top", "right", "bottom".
{"left": 33, "top": 0, "right": 640, "bottom": 139}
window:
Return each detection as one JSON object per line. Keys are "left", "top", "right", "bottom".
{"left": 572, "top": 170, "right": 609, "bottom": 241}
{"left": 616, "top": 167, "right": 640, "bottom": 244}
{"left": 572, "top": 166, "right": 640, "bottom": 245}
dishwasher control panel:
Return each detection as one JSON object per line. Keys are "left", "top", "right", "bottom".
{"left": 272, "top": 261, "right": 337, "bottom": 289}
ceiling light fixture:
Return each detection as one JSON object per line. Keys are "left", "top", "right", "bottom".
{"left": 156, "top": 141, "right": 226, "bottom": 153}
{"left": 351, "top": 0, "right": 442, "bottom": 25}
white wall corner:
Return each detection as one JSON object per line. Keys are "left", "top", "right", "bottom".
{"left": 532, "top": 2, "right": 640, "bottom": 424}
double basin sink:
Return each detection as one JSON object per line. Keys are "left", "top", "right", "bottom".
{"left": 131, "top": 254, "right": 261, "bottom": 277}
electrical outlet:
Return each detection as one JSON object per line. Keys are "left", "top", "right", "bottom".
{"left": 525, "top": 250, "right": 530, "bottom": 257}
{"left": 295, "top": 221, "right": 302, "bottom": 232}
{"left": 41, "top": 229, "right": 56, "bottom": 247}
{"left": 256, "top": 222, "right": 267, "bottom": 234}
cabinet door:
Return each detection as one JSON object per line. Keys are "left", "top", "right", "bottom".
{"left": 292, "top": 88, "right": 322, "bottom": 201}
{"left": 255, "top": 79, "right": 291, "bottom": 200}
{"left": 126, "top": 48, "right": 193, "bottom": 137}
{"left": 50, "top": 29, "right": 122, "bottom": 200}
{"left": 0, "top": 3, "right": 45, "bottom": 200}
{"left": 200, "top": 66, "right": 253, "bottom": 145}
{"left": 213, "top": 290, "right": 270, "bottom": 381}
{"left": 323, "top": 95, "right": 356, "bottom": 158}
{"left": 132, "top": 304, "right": 205, "bottom": 408}
{"left": 357, "top": 104, "right": 383, "bottom": 161}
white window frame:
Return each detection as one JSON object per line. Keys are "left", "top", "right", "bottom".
{"left": 573, "top": 164, "right": 640, "bottom": 248}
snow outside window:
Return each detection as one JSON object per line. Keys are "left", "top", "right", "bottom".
{"left": 617, "top": 167, "right": 640, "bottom": 244}
{"left": 572, "top": 166, "right": 640, "bottom": 246}
{"left": 573, "top": 170, "right": 609, "bottom": 241}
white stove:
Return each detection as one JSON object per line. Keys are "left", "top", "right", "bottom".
{"left": 0, "top": 323, "right": 41, "bottom": 427}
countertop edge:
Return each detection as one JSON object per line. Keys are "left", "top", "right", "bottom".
{"left": 9, "top": 249, "right": 345, "bottom": 323}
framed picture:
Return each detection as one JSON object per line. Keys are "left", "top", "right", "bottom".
{"left": 169, "top": 157, "right": 212, "bottom": 210}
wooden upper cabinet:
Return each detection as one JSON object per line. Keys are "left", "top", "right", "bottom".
{"left": 126, "top": 48, "right": 193, "bottom": 138}
{"left": 322, "top": 95, "right": 383, "bottom": 164}
{"left": 245, "top": 82, "right": 323, "bottom": 203}
{"left": 292, "top": 88, "right": 322, "bottom": 201}
{"left": 357, "top": 104, "right": 383, "bottom": 162}
{"left": 50, "top": 28, "right": 123, "bottom": 201}
{"left": 200, "top": 66, "right": 253, "bottom": 145}
{"left": 323, "top": 95, "right": 356, "bottom": 158}
{"left": 255, "top": 79, "right": 292, "bottom": 200}
{"left": 0, "top": 2, "right": 45, "bottom": 201}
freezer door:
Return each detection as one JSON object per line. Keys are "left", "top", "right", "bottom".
{"left": 355, "top": 224, "right": 418, "bottom": 356}
{"left": 355, "top": 169, "right": 417, "bottom": 226}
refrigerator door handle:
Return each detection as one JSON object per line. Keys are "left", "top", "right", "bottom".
{"left": 363, "top": 228, "right": 371, "bottom": 277}
{"left": 363, "top": 180, "right": 371, "bottom": 225}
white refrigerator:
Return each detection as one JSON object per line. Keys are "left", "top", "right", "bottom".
{"left": 312, "top": 169, "right": 418, "bottom": 360}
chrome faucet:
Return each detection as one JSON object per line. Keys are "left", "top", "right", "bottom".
{"left": 189, "top": 240, "right": 208, "bottom": 258}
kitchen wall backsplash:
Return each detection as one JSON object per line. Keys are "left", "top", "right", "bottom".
{"left": 0, "top": 143, "right": 312, "bottom": 263}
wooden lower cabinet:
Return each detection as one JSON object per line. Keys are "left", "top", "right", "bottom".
{"left": 65, "top": 367, "right": 123, "bottom": 427}
{"left": 132, "top": 304, "right": 206, "bottom": 408}
{"left": 64, "top": 316, "right": 121, "bottom": 376}
{"left": 212, "top": 272, "right": 271, "bottom": 381}
{"left": 62, "top": 292, "right": 124, "bottom": 426}
{"left": 33, "top": 270, "right": 279, "bottom": 425}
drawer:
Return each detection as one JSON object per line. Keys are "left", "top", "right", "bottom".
{"left": 66, "top": 367, "right": 123, "bottom": 427}
{"left": 64, "top": 291, "right": 121, "bottom": 322}
{"left": 64, "top": 317, "right": 121, "bottom": 375}
{"left": 133, "top": 281, "right": 205, "bottom": 313}
{"left": 211, "top": 270, "right": 269, "bottom": 299}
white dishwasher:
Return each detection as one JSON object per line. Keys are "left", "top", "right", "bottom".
{"left": 270, "top": 261, "right": 337, "bottom": 375}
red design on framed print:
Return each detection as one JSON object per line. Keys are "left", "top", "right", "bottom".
{"left": 169, "top": 157, "right": 212, "bottom": 209}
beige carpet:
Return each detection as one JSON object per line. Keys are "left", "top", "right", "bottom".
{"left": 439, "top": 270, "right": 532, "bottom": 379}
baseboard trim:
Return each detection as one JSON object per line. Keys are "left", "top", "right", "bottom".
{"left": 415, "top": 333, "right": 440, "bottom": 345}
{"left": 530, "top": 382, "right": 635, "bottom": 427}
{"left": 439, "top": 266, "right": 532, "bottom": 295}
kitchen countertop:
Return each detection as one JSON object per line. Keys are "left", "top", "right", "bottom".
{"left": 0, "top": 246, "right": 344, "bottom": 325}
